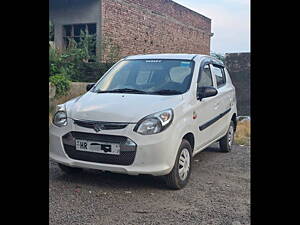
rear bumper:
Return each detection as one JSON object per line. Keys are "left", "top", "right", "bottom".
{"left": 49, "top": 119, "right": 179, "bottom": 176}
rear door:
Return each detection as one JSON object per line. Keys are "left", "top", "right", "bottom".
{"left": 210, "top": 64, "right": 233, "bottom": 137}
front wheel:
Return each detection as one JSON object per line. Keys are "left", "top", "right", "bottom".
{"left": 164, "top": 139, "right": 192, "bottom": 190}
{"left": 219, "top": 121, "right": 235, "bottom": 152}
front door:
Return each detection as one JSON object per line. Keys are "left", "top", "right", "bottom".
{"left": 194, "top": 63, "right": 220, "bottom": 151}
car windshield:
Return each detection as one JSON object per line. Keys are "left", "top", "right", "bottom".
{"left": 92, "top": 59, "right": 195, "bottom": 95}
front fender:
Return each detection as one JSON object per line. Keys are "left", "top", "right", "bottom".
{"left": 167, "top": 107, "right": 195, "bottom": 170}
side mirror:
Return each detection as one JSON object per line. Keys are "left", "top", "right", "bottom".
{"left": 197, "top": 86, "right": 218, "bottom": 101}
{"left": 86, "top": 83, "right": 95, "bottom": 92}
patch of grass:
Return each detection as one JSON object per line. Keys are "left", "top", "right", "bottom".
{"left": 234, "top": 120, "right": 250, "bottom": 146}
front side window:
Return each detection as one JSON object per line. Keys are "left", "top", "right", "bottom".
{"left": 197, "top": 64, "right": 213, "bottom": 88}
{"left": 212, "top": 65, "right": 226, "bottom": 88}
{"left": 92, "top": 59, "right": 195, "bottom": 95}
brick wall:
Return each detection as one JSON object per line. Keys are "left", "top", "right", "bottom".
{"left": 101, "top": 0, "right": 212, "bottom": 60}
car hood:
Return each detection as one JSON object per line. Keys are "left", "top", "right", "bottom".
{"left": 66, "top": 92, "right": 183, "bottom": 123}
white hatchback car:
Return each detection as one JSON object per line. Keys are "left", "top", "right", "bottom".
{"left": 49, "top": 54, "right": 237, "bottom": 189}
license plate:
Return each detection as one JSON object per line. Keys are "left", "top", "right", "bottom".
{"left": 75, "top": 139, "right": 120, "bottom": 155}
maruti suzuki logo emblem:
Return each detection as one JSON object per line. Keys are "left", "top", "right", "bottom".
{"left": 93, "top": 124, "right": 102, "bottom": 132}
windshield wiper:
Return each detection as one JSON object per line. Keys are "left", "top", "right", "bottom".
{"left": 97, "top": 88, "right": 147, "bottom": 94}
{"left": 149, "top": 89, "right": 183, "bottom": 95}
{"left": 96, "top": 88, "right": 182, "bottom": 95}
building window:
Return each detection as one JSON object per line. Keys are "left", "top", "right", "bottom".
{"left": 63, "top": 23, "right": 96, "bottom": 55}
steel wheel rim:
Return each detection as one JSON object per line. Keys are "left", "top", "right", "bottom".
{"left": 178, "top": 148, "right": 190, "bottom": 181}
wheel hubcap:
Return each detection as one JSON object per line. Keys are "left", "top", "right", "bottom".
{"left": 178, "top": 148, "right": 190, "bottom": 181}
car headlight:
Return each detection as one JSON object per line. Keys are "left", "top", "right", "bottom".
{"left": 134, "top": 109, "right": 173, "bottom": 135}
{"left": 52, "top": 105, "right": 68, "bottom": 127}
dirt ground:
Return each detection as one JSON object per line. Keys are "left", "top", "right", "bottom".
{"left": 49, "top": 143, "right": 250, "bottom": 225}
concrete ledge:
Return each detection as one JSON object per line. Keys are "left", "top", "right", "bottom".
{"left": 49, "top": 82, "right": 89, "bottom": 114}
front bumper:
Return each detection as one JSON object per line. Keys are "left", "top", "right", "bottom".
{"left": 49, "top": 118, "right": 179, "bottom": 176}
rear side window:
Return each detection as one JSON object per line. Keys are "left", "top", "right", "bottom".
{"left": 212, "top": 65, "right": 226, "bottom": 88}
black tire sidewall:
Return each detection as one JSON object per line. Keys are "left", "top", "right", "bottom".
{"left": 220, "top": 121, "right": 235, "bottom": 152}
{"left": 166, "top": 139, "right": 192, "bottom": 189}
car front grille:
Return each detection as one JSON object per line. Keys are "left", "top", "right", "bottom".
{"left": 73, "top": 119, "right": 129, "bottom": 130}
{"left": 62, "top": 132, "right": 137, "bottom": 166}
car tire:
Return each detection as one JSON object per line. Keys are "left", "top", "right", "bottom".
{"left": 58, "top": 163, "right": 83, "bottom": 174}
{"left": 219, "top": 120, "right": 235, "bottom": 152}
{"left": 164, "top": 139, "right": 192, "bottom": 190}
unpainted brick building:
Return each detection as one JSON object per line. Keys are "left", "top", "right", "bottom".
{"left": 50, "top": 0, "right": 213, "bottom": 61}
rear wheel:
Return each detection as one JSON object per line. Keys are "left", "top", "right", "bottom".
{"left": 164, "top": 139, "right": 192, "bottom": 190}
{"left": 219, "top": 121, "right": 235, "bottom": 152}
{"left": 58, "top": 163, "right": 83, "bottom": 174}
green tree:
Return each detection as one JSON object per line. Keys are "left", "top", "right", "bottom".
{"left": 49, "top": 31, "right": 97, "bottom": 80}
{"left": 49, "top": 19, "right": 119, "bottom": 94}
{"left": 49, "top": 74, "right": 71, "bottom": 97}
{"left": 210, "top": 52, "right": 225, "bottom": 63}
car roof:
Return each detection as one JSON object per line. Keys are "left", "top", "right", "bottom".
{"left": 126, "top": 53, "right": 200, "bottom": 60}
{"left": 125, "top": 53, "right": 224, "bottom": 66}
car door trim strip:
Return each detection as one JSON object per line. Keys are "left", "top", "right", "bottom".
{"left": 199, "top": 108, "right": 231, "bottom": 131}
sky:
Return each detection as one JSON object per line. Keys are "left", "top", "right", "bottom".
{"left": 173, "top": 0, "right": 250, "bottom": 54}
